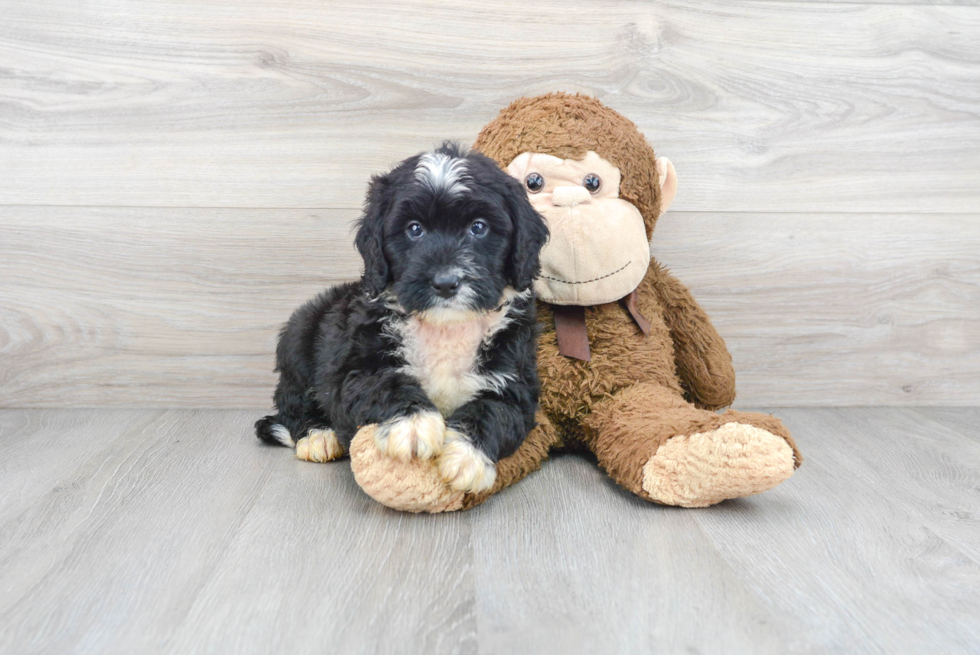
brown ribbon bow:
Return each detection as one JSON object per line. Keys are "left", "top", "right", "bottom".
{"left": 552, "top": 289, "right": 650, "bottom": 361}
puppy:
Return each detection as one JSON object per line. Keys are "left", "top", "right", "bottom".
{"left": 255, "top": 142, "right": 549, "bottom": 493}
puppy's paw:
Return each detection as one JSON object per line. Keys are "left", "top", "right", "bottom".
{"left": 437, "top": 429, "right": 496, "bottom": 493}
{"left": 375, "top": 411, "right": 446, "bottom": 462}
{"left": 350, "top": 425, "right": 465, "bottom": 513}
{"left": 295, "top": 428, "right": 346, "bottom": 463}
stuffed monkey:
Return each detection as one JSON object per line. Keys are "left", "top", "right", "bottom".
{"left": 348, "top": 93, "right": 802, "bottom": 511}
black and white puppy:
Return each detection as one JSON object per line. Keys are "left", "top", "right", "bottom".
{"left": 255, "top": 142, "right": 549, "bottom": 492}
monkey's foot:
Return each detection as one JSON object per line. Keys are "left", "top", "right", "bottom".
{"left": 642, "top": 423, "right": 795, "bottom": 508}
{"left": 295, "top": 428, "right": 346, "bottom": 463}
{"left": 350, "top": 425, "right": 465, "bottom": 513}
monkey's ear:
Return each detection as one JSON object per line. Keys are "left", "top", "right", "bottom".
{"left": 355, "top": 172, "right": 395, "bottom": 297}
{"left": 506, "top": 181, "right": 550, "bottom": 292}
{"left": 656, "top": 157, "right": 678, "bottom": 214}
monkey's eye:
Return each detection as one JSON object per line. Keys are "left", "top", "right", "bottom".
{"left": 525, "top": 172, "right": 544, "bottom": 193}
{"left": 406, "top": 222, "right": 425, "bottom": 239}
{"left": 583, "top": 174, "right": 601, "bottom": 194}
{"left": 469, "top": 220, "right": 489, "bottom": 237}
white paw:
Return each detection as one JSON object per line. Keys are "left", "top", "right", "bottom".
{"left": 437, "top": 429, "right": 497, "bottom": 493}
{"left": 295, "top": 428, "right": 345, "bottom": 462}
{"left": 374, "top": 411, "right": 446, "bottom": 462}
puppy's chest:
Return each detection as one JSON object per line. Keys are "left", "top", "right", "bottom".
{"left": 395, "top": 314, "right": 505, "bottom": 416}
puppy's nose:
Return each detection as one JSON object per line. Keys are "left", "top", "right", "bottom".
{"left": 431, "top": 273, "right": 461, "bottom": 298}
{"left": 551, "top": 185, "right": 592, "bottom": 207}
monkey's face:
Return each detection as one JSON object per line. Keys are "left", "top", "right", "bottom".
{"left": 507, "top": 151, "right": 651, "bottom": 306}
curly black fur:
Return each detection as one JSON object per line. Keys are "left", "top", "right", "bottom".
{"left": 255, "top": 143, "right": 549, "bottom": 463}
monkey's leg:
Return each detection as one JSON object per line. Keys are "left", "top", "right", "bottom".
{"left": 584, "top": 383, "right": 801, "bottom": 508}
{"left": 349, "top": 412, "right": 559, "bottom": 513}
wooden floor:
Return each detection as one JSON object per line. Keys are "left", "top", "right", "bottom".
{"left": 1, "top": 407, "right": 977, "bottom": 654}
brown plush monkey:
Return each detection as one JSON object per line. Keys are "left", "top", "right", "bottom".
{"left": 349, "top": 93, "right": 801, "bottom": 511}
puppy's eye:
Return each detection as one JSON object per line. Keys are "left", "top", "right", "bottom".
{"left": 406, "top": 222, "right": 425, "bottom": 239}
{"left": 583, "top": 174, "right": 601, "bottom": 194}
{"left": 525, "top": 172, "right": 544, "bottom": 193}
{"left": 469, "top": 220, "right": 489, "bottom": 237}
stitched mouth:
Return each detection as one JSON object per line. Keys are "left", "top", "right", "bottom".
{"left": 539, "top": 261, "right": 631, "bottom": 285}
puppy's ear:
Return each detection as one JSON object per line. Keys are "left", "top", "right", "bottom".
{"left": 505, "top": 180, "right": 549, "bottom": 292}
{"left": 355, "top": 172, "right": 395, "bottom": 297}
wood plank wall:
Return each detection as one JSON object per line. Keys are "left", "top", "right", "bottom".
{"left": 1, "top": 0, "right": 978, "bottom": 407}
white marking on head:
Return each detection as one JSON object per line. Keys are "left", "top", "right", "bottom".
{"left": 415, "top": 152, "right": 469, "bottom": 196}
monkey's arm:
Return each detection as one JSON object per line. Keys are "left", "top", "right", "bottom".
{"left": 646, "top": 261, "right": 736, "bottom": 410}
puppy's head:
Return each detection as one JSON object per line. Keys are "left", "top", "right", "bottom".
{"left": 355, "top": 142, "right": 548, "bottom": 320}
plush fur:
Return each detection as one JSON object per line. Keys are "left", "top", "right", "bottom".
{"left": 471, "top": 93, "right": 663, "bottom": 239}
{"left": 347, "top": 94, "right": 803, "bottom": 512}
{"left": 467, "top": 94, "right": 802, "bottom": 507}
{"left": 255, "top": 142, "right": 549, "bottom": 492}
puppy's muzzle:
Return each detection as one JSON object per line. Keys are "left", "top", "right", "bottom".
{"left": 431, "top": 272, "right": 461, "bottom": 299}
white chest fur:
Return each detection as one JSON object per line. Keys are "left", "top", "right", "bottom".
{"left": 393, "top": 309, "right": 512, "bottom": 416}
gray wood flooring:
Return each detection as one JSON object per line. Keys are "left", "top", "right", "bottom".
{"left": 1, "top": 408, "right": 977, "bottom": 654}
